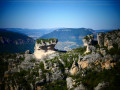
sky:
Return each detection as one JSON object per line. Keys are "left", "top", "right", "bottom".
{"left": 0, "top": 0, "right": 120, "bottom": 30}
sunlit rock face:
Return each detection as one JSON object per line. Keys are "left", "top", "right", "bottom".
{"left": 70, "top": 61, "right": 79, "bottom": 75}
{"left": 34, "top": 38, "right": 58, "bottom": 59}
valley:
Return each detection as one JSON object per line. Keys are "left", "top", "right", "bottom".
{"left": 0, "top": 29, "right": 120, "bottom": 90}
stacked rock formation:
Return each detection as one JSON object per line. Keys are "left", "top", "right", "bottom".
{"left": 34, "top": 38, "right": 58, "bottom": 59}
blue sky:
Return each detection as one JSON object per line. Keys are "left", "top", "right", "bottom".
{"left": 0, "top": 0, "right": 120, "bottom": 29}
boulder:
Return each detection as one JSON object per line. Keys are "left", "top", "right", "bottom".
{"left": 24, "top": 54, "right": 35, "bottom": 61}
{"left": 78, "top": 60, "right": 88, "bottom": 69}
{"left": 94, "top": 82, "right": 109, "bottom": 90}
{"left": 74, "top": 83, "right": 87, "bottom": 90}
{"left": 66, "top": 77, "right": 74, "bottom": 89}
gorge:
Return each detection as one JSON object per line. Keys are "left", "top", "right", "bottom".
{"left": 0, "top": 29, "right": 120, "bottom": 90}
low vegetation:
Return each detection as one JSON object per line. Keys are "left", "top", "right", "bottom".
{"left": 36, "top": 38, "right": 57, "bottom": 44}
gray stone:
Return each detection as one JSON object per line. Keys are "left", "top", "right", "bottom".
{"left": 66, "top": 77, "right": 74, "bottom": 89}
{"left": 100, "top": 48, "right": 106, "bottom": 56}
{"left": 65, "top": 68, "right": 69, "bottom": 74}
{"left": 94, "top": 82, "right": 109, "bottom": 90}
{"left": 46, "top": 73, "right": 50, "bottom": 82}
{"left": 83, "top": 34, "right": 96, "bottom": 53}
{"left": 74, "top": 83, "right": 87, "bottom": 90}
{"left": 97, "top": 33, "right": 104, "bottom": 47}
{"left": 83, "top": 53, "right": 102, "bottom": 63}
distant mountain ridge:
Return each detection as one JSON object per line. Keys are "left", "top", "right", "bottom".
{"left": 0, "top": 28, "right": 115, "bottom": 53}
{"left": 39, "top": 28, "right": 96, "bottom": 51}
{"left": 0, "top": 28, "right": 56, "bottom": 39}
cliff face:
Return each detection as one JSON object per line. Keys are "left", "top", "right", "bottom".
{"left": 0, "top": 29, "right": 34, "bottom": 45}
{"left": 0, "top": 37, "right": 34, "bottom": 45}
{"left": 34, "top": 38, "right": 58, "bottom": 59}
{"left": 97, "top": 30, "right": 120, "bottom": 49}
{"left": 83, "top": 29, "right": 120, "bottom": 54}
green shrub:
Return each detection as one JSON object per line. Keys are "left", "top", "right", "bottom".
{"left": 30, "top": 59, "right": 36, "bottom": 63}
{"left": 39, "top": 62, "right": 44, "bottom": 70}
{"left": 73, "top": 47, "right": 86, "bottom": 55}
{"left": 107, "top": 43, "right": 120, "bottom": 55}
{"left": 36, "top": 38, "right": 57, "bottom": 44}
{"left": 44, "top": 80, "right": 67, "bottom": 90}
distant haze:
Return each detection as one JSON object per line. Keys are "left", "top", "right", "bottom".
{"left": 0, "top": 0, "right": 120, "bottom": 29}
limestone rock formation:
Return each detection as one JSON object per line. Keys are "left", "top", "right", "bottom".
{"left": 66, "top": 77, "right": 74, "bottom": 89}
{"left": 50, "top": 63, "right": 64, "bottom": 82}
{"left": 83, "top": 35, "right": 94, "bottom": 45}
{"left": 101, "top": 59, "right": 116, "bottom": 69}
{"left": 97, "top": 30, "right": 120, "bottom": 49}
{"left": 78, "top": 60, "right": 89, "bottom": 69}
{"left": 97, "top": 33, "right": 105, "bottom": 47}
{"left": 83, "top": 35, "right": 96, "bottom": 53}
{"left": 74, "top": 83, "right": 87, "bottom": 90}
{"left": 24, "top": 50, "right": 35, "bottom": 61}
{"left": 82, "top": 53, "right": 102, "bottom": 63}
{"left": 70, "top": 61, "right": 79, "bottom": 75}
{"left": 94, "top": 82, "right": 109, "bottom": 90}
{"left": 34, "top": 38, "right": 58, "bottom": 59}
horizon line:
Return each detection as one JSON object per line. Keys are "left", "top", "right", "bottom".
{"left": 0, "top": 27, "right": 119, "bottom": 30}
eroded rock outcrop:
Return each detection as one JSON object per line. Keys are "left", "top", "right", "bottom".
{"left": 97, "top": 33, "right": 105, "bottom": 47}
{"left": 66, "top": 77, "right": 74, "bottom": 89}
{"left": 83, "top": 35, "right": 96, "bottom": 53}
{"left": 34, "top": 38, "right": 58, "bottom": 59}
{"left": 70, "top": 61, "right": 79, "bottom": 75}
{"left": 97, "top": 30, "right": 120, "bottom": 50}
{"left": 74, "top": 83, "right": 87, "bottom": 90}
{"left": 94, "top": 82, "right": 109, "bottom": 90}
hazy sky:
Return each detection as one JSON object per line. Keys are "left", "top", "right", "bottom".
{"left": 0, "top": 0, "right": 120, "bottom": 29}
